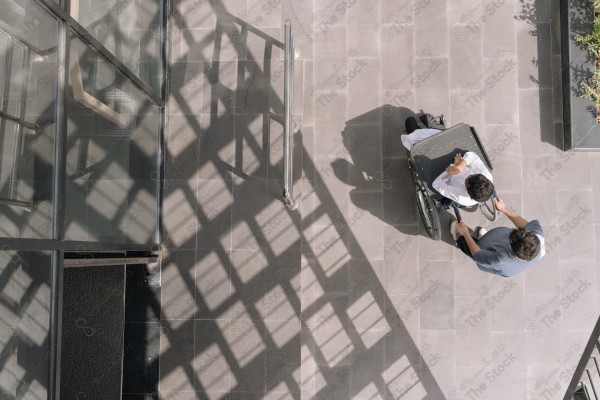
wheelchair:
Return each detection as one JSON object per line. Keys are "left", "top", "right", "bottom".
{"left": 407, "top": 122, "right": 496, "bottom": 240}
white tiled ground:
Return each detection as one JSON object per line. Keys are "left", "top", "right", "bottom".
{"left": 160, "top": 0, "right": 599, "bottom": 399}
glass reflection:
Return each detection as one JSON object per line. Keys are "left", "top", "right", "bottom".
{"left": 0, "top": 250, "right": 52, "bottom": 400}
{"left": 0, "top": 0, "right": 58, "bottom": 239}
{"left": 65, "top": 36, "right": 159, "bottom": 244}
{"left": 69, "top": 0, "right": 163, "bottom": 94}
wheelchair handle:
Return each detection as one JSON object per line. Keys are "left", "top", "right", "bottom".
{"left": 451, "top": 202, "right": 462, "bottom": 222}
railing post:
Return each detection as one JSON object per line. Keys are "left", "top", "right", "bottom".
{"left": 282, "top": 19, "right": 297, "bottom": 210}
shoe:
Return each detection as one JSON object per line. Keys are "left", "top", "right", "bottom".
{"left": 475, "top": 226, "right": 488, "bottom": 239}
{"left": 419, "top": 113, "right": 446, "bottom": 130}
{"left": 450, "top": 221, "right": 460, "bottom": 241}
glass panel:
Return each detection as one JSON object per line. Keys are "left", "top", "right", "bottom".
{"left": 0, "top": 0, "right": 58, "bottom": 239}
{"left": 0, "top": 250, "right": 53, "bottom": 400}
{"left": 70, "top": 0, "right": 163, "bottom": 95}
{"left": 65, "top": 35, "right": 159, "bottom": 244}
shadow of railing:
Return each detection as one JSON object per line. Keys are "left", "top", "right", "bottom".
{"left": 0, "top": 0, "right": 163, "bottom": 244}
{"left": 0, "top": 1, "right": 165, "bottom": 397}
{"left": 158, "top": 1, "right": 448, "bottom": 399}
{"left": 0, "top": 251, "right": 53, "bottom": 398}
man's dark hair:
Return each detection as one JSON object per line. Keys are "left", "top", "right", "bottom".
{"left": 509, "top": 228, "right": 541, "bottom": 261}
{"left": 465, "top": 174, "right": 494, "bottom": 202}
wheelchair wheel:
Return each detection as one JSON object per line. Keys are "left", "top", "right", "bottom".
{"left": 415, "top": 183, "right": 442, "bottom": 240}
{"left": 479, "top": 197, "right": 497, "bottom": 221}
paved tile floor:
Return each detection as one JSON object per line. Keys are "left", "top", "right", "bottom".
{"left": 160, "top": 0, "right": 599, "bottom": 399}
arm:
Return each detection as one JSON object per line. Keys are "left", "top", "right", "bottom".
{"left": 504, "top": 209, "right": 529, "bottom": 229}
{"left": 445, "top": 153, "right": 466, "bottom": 176}
{"left": 462, "top": 152, "right": 493, "bottom": 181}
{"left": 494, "top": 197, "right": 528, "bottom": 228}
{"left": 456, "top": 220, "right": 481, "bottom": 255}
{"left": 444, "top": 152, "right": 492, "bottom": 180}
{"left": 457, "top": 222, "right": 504, "bottom": 275}
{"left": 461, "top": 151, "right": 479, "bottom": 165}
{"left": 454, "top": 153, "right": 467, "bottom": 168}
{"left": 432, "top": 170, "right": 476, "bottom": 206}
{"left": 462, "top": 231, "right": 481, "bottom": 256}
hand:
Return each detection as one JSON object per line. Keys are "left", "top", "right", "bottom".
{"left": 446, "top": 154, "right": 466, "bottom": 176}
{"left": 456, "top": 220, "right": 470, "bottom": 236}
{"left": 493, "top": 196, "right": 508, "bottom": 213}
{"left": 445, "top": 164, "right": 462, "bottom": 176}
{"left": 453, "top": 153, "right": 462, "bottom": 166}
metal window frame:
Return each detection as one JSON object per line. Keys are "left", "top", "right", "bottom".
{"left": 157, "top": 0, "right": 169, "bottom": 246}
{"left": 32, "top": 0, "right": 164, "bottom": 107}
{"left": 0, "top": 0, "right": 167, "bottom": 398}
{"left": 5, "top": 0, "right": 169, "bottom": 252}
{"left": 48, "top": 250, "right": 64, "bottom": 400}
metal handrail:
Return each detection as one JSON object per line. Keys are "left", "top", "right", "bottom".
{"left": 282, "top": 20, "right": 297, "bottom": 210}
{"left": 563, "top": 316, "right": 600, "bottom": 399}
{"left": 64, "top": 256, "right": 159, "bottom": 268}
{"left": 0, "top": 111, "right": 40, "bottom": 132}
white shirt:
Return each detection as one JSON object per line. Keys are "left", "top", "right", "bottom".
{"left": 432, "top": 151, "right": 493, "bottom": 207}
{"left": 401, "top": 128, "right": 441, "bottom": 151}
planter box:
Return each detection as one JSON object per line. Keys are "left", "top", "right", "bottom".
{"left": 561, "top": 0, "right": 600, "bottom": 149}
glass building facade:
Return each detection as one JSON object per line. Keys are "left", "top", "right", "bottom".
{"left": 0, "top": 0, "right": 166, "bottom": 397}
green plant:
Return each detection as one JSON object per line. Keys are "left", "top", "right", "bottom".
{"left": 580, "top": 68, "right": 600, "bottom": 105}
{"left": 576, "top": 18, "right": 600, "bottom": 58}
{"left": 576, "top": 1, "right": 600, "bottom": 111}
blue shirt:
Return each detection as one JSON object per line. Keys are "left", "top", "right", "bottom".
{"left": 473, "top": 220, "right": 545, "bottom": 277}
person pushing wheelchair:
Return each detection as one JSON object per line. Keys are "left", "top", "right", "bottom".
{"left": 451, "top": 197, "right": 545, "bottom": 277}
{"left": 403, "top": 115, "right": 545, "bottom": 277}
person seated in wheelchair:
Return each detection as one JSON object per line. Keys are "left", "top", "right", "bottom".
{"left": 432, "top": 153, "right": 494, "bottom": 208}
{"left": 402, "top": 115, "right": 495, "bottom": 208}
